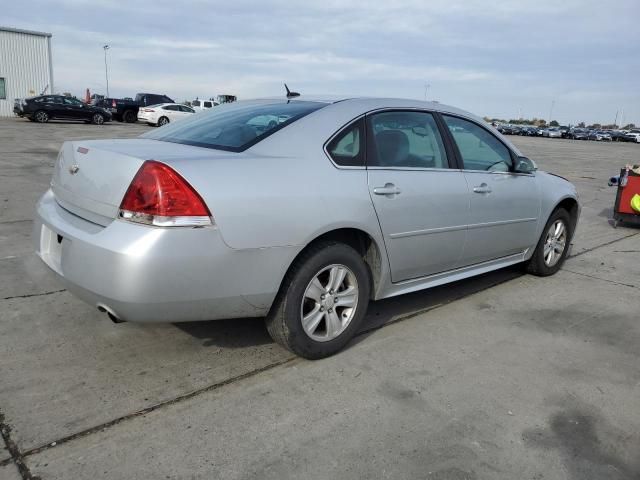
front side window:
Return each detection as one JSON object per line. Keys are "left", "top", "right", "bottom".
{"left": 179, "top": 105, "right": 194, "bottom": 113}
{"left": 443, "top": 115, "right": 513, "bottom": 172}
{"left": 142, "top": 101, "right": 326, "bottom": 152}
{"left": 203, "top": 101, "right": 212, "bottom": 108}
{"left": 192, "top": 100, "right": 201, "bottom": 107}
{"left": 0, "top": 78, "right": 5, "bottom": 99}
{"left": 326, "top": 119, "right": 365, "bottom": 167}
{"left": 368, "top": 111, "right": 448, "bottom": 169}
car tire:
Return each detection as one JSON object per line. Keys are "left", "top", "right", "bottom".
{"left": 122, "top": 110, "right": 137, "bottom": 123}
{"left": 157, "top": 116, "right": 169, "bottom": 127}
{"left": 34, "top": 110, "right": 49, "bottom": 123}
{"left": 524, "top": 208, "right": 573, "bottom": 277}
{"left": 266, "top": 241, "right": 371, "bottom": 359}
{"left": 92, "top": 113, "right": 105, "bottom": 125}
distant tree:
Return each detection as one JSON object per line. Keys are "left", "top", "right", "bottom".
{"left": 622, "top": 123, "right": 636, "bottom": 129}
{"left": 549, "top": 120, "right": 559, "bottom": 127}
{"left": 537, "top": 119, "right": 547, "bottom": 126}
{"left": 588, "top": 123, "right": 602, "bottom": 129}
{"left": 577, "top": 122, "right": 586, "bottom": 128}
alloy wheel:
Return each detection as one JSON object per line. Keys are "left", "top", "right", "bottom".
{"left": 300, "top": 264, "right": 359, "bottom": 342}
{"left": 543, "top": 219, "right": 567, "bottom": 267}
{"left": 93, "top": 114, "right": 104, "bottom": 125}
{"left": 35, "top": 111, "right": 49, "bottom": 123}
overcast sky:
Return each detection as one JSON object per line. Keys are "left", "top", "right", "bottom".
{"left": 5, "top": 0, "right": 640, "bottom": 125}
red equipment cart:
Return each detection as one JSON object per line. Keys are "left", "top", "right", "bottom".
{"left": 613, "top": 166, "right": 640, "bottom": 227}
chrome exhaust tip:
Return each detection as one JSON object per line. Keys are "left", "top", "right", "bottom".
{"left": 97, "top": 304, "right": 126, "bottom": 323}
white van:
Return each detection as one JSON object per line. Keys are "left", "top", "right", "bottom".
{"left": 191, "top": 98, "right": 218, "bottom": 112}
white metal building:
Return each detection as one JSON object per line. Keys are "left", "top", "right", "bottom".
{"left": 0, "top": 26, "right": 54, "bottom": 117}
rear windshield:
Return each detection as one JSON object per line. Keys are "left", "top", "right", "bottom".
{"left": 142, "top": 101, "right": 326, "bottom": 152}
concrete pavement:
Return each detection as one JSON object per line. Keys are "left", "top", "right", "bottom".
{"left": 0, "top": 118, "right": 639, "bottom": 479}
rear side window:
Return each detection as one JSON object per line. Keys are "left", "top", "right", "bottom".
{"left": 192, "top": 100, "right": 201, "bottom": 107}
{"left": 326, "top": 119, "right": 365, "bottom": 167}
{"left": 442, "top": 115, "right": 513, "bottom": 172}
{"left": 368, "top": 111, "right": 448, "bottom": 169}
{"left": 142, "top": 101, "right": 326, "bottom": 152}
{"left": 203, "top": 101, "right": 212, "bottom": 108}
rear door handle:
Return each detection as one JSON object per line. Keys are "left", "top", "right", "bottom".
{"left": 473, "top": 183, "right": 492, "bottom": 194}
{"left": 373, "top": 183, "right": 401, "bottom": 196}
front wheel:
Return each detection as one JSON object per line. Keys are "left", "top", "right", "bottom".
{"left": 92, "top": 113, "right": 105, "bottom": 125}
{"left": 34, "top": 110, "right": 49, "bottom": 123}
{"left": 266, "top": 242, "right": 371, "bottom": 359}
{"left": 524, "top": 208, "right": 573, "bottom": 276}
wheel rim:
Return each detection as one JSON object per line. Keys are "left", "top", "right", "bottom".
{"left": 159, "top": 117, "right": 168, "bottom": 126}
{"left": 36, "top": 111, "right": 48, "bottom": 122}
{"left": 300, "top": 264, "right": 359, "bottom": 342}
{"left": 543, "top": 219, "right": 567, "bottom": 267}
{"left": 93, "top": 114, "right": 103, "bottom": 125}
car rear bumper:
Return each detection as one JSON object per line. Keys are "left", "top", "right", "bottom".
{"left": 34, "top": 189, "right": 294, "bottom": 322}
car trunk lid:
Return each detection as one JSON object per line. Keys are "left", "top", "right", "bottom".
{"left": 51, "top": 138, "right": 224, "bottom": 226}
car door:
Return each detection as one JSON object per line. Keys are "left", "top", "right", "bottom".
{"left": 46, "top": 96, "right": 66, "bottom": 119}
{"left": 62, "top": 97, "right": 89, "bottom": 120}
{"left": 365, "top": 110, "right": 469, "bottom": 282}
{"left": 441, "top": 114, "right": 540, "bottom": 266}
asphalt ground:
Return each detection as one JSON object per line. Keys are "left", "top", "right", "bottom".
{"left": 0, "top": 117, "right": 638, "bottom": 479}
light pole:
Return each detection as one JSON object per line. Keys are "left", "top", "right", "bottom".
{"left": 103, "top": 45, "right": 110, "bottom": 98}
{"left": 549, "top": 99, "right": 555, "bottom": 125}
{"left": 424, "top": 83, "right": 431, "bottom": 101}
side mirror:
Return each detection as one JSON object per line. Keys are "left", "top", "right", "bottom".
{"left": 514, "top": 156, "right": 537, "bottom": 174}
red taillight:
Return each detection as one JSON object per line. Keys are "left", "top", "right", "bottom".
{"left": 111, "top": 99, "right": 116, "bottom": 108}
{"left": 119, "top": 160, "right": 212, "bottom": 227}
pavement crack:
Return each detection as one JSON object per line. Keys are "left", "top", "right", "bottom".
{"left": 563, "top": 269, "right": 637, "bottom": 289}
{"left": 0, "top": 219, "right": 32, "bottom": 225}
{"left": 2, "top": 290, "right": 66, "bottom": 301}
{"left": 0, "top": 412, "right": 40, "bottom": 480}
{"left": 569, "top": 232, "right": 640, "bottom": 259}
{"left": 21, "top": 357, "right": 297, "bottom": 459}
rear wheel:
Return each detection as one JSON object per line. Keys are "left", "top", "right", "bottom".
{"left": 266, "top": 241, "right": 371, "bottom": 359}
{"left": 157, "top": 116, "right": 169, "bottom": 127}
{"left": 524, "top": 208, "right": 572, "bottom": 276}
{"left": 34, "top": 110, "right": 49, "bottom": 123}
{"left": 122, "top": 109, "right": 137, "bottom": 123}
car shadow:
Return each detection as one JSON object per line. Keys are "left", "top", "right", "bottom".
{"left": 176, "top": 265, "right": 524, "bottom": 352}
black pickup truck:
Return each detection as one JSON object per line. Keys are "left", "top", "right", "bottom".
{"left": 92, "top": 92, "right": 174, "bottom": 123}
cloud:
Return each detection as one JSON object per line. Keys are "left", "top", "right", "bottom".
{"left": 3, "top": 0, "right": 639, "bottom": 124}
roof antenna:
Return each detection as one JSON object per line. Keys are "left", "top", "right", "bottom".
{"left": 285, "top": 83, "right": 300, "bottom": 99}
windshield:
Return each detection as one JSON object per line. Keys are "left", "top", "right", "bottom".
{"left": 141, "top": 101, "right": 326, "bottom": 151}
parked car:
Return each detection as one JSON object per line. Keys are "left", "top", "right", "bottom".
{"left": 588, "top": 130, "right": 612, "bottom": 141}
{"left": 191, "top": 98, "right": 218, "bottom": 112}
{"left": 558, "top": 126, "right": 570, "bottom": 138}
{"left": 93, "top": 93, "right": 175, "bottom": 123}
{"left": 34, "top": 97, "right": 580, "bottom": 359}
{"left": 543, "top": 127, "right": 562, "bottom": 138}
{"left": 519, "top": 126, "right": 539, "bottom": 136}
{"left": 624, "top": 130, "right": 640, "bottom": 143}
{"left": 137, "top": 103, "right": 196, "bottom": 126}
{"left": 567, "top": 128, "right": 589, "bottom": 140}
{"left": 609, "top": 130, "right": 628, "bottom": 142}
{"left": 537, "top": 128, "right": 547, "bottom": 136}
{"left": 13, "top": 95, "right": 111, "bottom": 124}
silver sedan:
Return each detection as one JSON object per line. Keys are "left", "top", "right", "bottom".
{"left": 34, "top": 97, "right": 580, "bottom": 358}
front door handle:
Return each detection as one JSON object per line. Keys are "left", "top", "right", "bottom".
{"left": 373, "top": 183, "right": 401, "bottom": 196}
{"left": 473, "top": 183, "right": 492, "bottom": 194}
